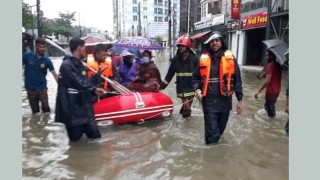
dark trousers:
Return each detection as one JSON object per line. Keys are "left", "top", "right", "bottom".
{"left": 203, "top": 105, "right": 230, "bottom": 144}
{"left": 264, "top": 100, "right": 276, "bottom": 118}
{"left": 179, "top": 97, "right": 193, "bottom": 117}
{"left": 285, "top": 119, "right": 289, "bottom": 135}
{"left": 27, "top": 90, "right": 50, "bottom": 114}
{"left": 66, "top": 120, "right": 101, "bottom": 142}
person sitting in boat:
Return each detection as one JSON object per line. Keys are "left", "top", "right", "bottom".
{"left": 85, "top": 43, "right": 120, "bottom": 99}
{"left": 118, "top": 50, "right": 142, "bottom": 87}
{"left": 128, "top": 50, "right": 162, "bottom": 92}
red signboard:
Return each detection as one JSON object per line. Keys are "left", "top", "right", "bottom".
{"left": 241, "top": 12, "right": 268, "bottom": 29}
{"left": 231, "top": 0, "right": 241, "bottom": 19}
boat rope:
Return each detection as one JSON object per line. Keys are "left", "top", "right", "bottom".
{"left": 133, "top": 96, "right": 201, "bottom": 123}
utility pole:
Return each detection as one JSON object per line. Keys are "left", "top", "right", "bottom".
{"left": 168, "top": 0, "right": 172, "bottom": 59}
{"left": 36, "top": 0, "right": 42, "bottom": 38}
{"left": 173, "top": 9, "right": 176, "bottom": 52}
{"left": 263, "top": 0, "right": 273, "bottom": 69}
{"left": 236, "top": 19, "right": 241, "bottom": 61}
{"left": 187, "top": 0, "right": 190, "bottom": 34}
{"left": 138, "top": 1, "right": 142, "bottom": 36}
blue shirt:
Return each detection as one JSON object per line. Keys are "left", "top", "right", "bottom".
{"left": 23, "top": 52, "right": 54, "bottom": 90}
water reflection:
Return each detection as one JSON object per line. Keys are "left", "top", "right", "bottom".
{"left": 22, "top": 53, "right": 288, "bottom": 179}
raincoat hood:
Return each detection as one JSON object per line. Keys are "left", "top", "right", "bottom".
{"left": 202, "top": 31, "right": 227, "bottom": 53}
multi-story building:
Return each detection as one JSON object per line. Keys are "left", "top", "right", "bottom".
{"left": 192, "top": 0, "right": 229, "bottom": 33}
{"left": 190, "top": 0, "right": 228, "bottom": 52}
{"left": 227, "top": 0, "right": 289, "bottom": 65}
{"left": 113, "top": 0, "right": 180, "bottom": 41}
{"left": 179, "top": 0, "right": 201, "bottom": 35}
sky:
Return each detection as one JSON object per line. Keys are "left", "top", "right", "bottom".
{"left": 23, "top": 0, "right": 114, "bottom": 33}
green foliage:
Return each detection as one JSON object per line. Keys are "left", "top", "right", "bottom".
{"left": 22, "top": 2, "right": 36, "bottom": 29}
{"left": 42, "top": 12, "right": 76, "bottom": 38}
{"left": 154, "top": 36, "right": 163, "bottom": 46}
{"left": 22, "top": 2, "right": 105, "bottom": 40}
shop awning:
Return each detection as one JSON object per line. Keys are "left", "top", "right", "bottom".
{"left": 190, "top": 31, "right": 211, "bottom": 39}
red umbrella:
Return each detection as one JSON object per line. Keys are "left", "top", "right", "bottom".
{"left": 81, "top": 35, "right": 113, "bottom": 46}
{"left": 81, "top": 35, "right": 113, "bottom": 54}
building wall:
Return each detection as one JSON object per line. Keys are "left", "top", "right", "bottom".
{"left": 194, "top": 0, "right": 228, "bottom": 33}
{"left": 113, "top": 0, "right": 180, "bottom": 39}
{"left": 231, "top": 31, "right": 246, "bottom": 65}
{"left": 148, "top": 22, "right": 168, "bottom": 39}
{"left": 180, "top": 0, "right": 201, "bottom": 35}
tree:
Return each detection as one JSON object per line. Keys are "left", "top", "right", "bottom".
{"left": 22, "top": 2, "right": 36, "bottom": 29}
{"left": 154, "top": 36, "right": 164, "bottom": 47}
{"left": 55, "top": 12, "right": 76, "bottom": 38}
{"left": 42, "top": 17, "right": 56, "bottom": 35}
{"left": 42, "top": 11, "right": 76, "bottom": 40}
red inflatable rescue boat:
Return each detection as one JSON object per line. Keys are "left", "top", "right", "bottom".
{"left": 94, "top": 92, "right": 174, "bottom": 124}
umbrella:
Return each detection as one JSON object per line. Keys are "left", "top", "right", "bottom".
{"left": 81, "top": 35, "right": 113, "bottom": 46}
{"left": 81, "top": 35, "right": 114, "bottom": 54}
{"left": 114, "top": 36, "right": 163, "bottom": 50}
{"left": 262, "top": 39, "right": 289, "bottom": 66}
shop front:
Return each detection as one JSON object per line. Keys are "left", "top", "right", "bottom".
{"left": 241, "top": 11, "right": 268, "bottom": 66}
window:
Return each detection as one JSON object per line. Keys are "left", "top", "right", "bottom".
{"left": 165, "top": 17, "right": 168, "bottom": 22}
{"left": 165, "top": 9, "right": 168, "bottom": 15}
{"left": 154, "top": 0, "right": 157, "bottom": 5}
{"left": 158, "top": 17, "right": 163, "bottom": 22}
{"left": 158, "top": 8, "right": 163, "bottom": 14}
{"left": 196, "top": 7, "right": 201, "bottom": 21}
{"left": 143, "top": 7, "right": 147, "bottom": 11}
{"left": 143, "top": 0, "right": 147, "bottom": 2}
{"left": 158, "top": 0, "right": 163, "bottom": 6}
{"left": 133, "top": 15, "right": 137, "bottom": 21}
{"left": 241, "top": 0, "right": 268, "bottom": 13}
{"left": 133, "top": 7, "right": 138, "bottom": 12}
{"left": 201, "top": 3, "right": 207, "bottom": 18}
{"left": 154, "top": 16, "right": 158, "bottom": 22}
{"left": 144, "top": 16, "right": 148, "bottom": 19}
{"left": 154, "top": 8, "right": 157, "bottom": 14}
{"left": 195, "top": 7, "right": 201, "bottom": 22}
{"left": 173, "top": 3, "right": 177, "bottom": 9}
{"left": 208, "top": 1, "right": 221, "bottom": 14}
{"left": 133, "top": 0, "right": 137, "bottom": 4}
{"left": 165, "top": 1, "right": 168, "bottom": 7}
{"left": 254, "top": 0, "right": 264, "bottom": 10}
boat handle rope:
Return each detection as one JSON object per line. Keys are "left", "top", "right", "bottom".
{"left": 132, "top": 97, "right": 199, "bottom": 124}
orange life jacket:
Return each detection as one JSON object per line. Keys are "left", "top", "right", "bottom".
{"left": 86, "top": 54, "right": 113, "bottom": 90}
{"left": 199, "top": 50, "right": 235, "bottom": 97}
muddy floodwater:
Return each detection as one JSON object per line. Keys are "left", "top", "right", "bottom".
{"left": 23, "top": 52, "right": 288, "bottom": 179}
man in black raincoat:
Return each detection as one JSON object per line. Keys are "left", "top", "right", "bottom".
{"left": 55, "top": 38, "right": 106, "bottom": 142}
{"left": 192, "top": 31, "right": 243, "bottom": 145}
{"left": 160, "top": 35, "right": 199, "bottom": 118}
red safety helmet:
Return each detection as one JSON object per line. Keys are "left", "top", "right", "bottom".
{"left": 176, "top": 34, "right": 191, "bottom": 48}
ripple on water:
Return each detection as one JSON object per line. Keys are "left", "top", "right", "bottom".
{"left": 22, "top": 57, "right": 288, "bottom": 179}
{"left": 22, "top": 112, "right": 72, "bottom": 178}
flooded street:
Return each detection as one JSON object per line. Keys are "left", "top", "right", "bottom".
{"left": 22, "top": 52, "right": 288, "bottom": 179}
